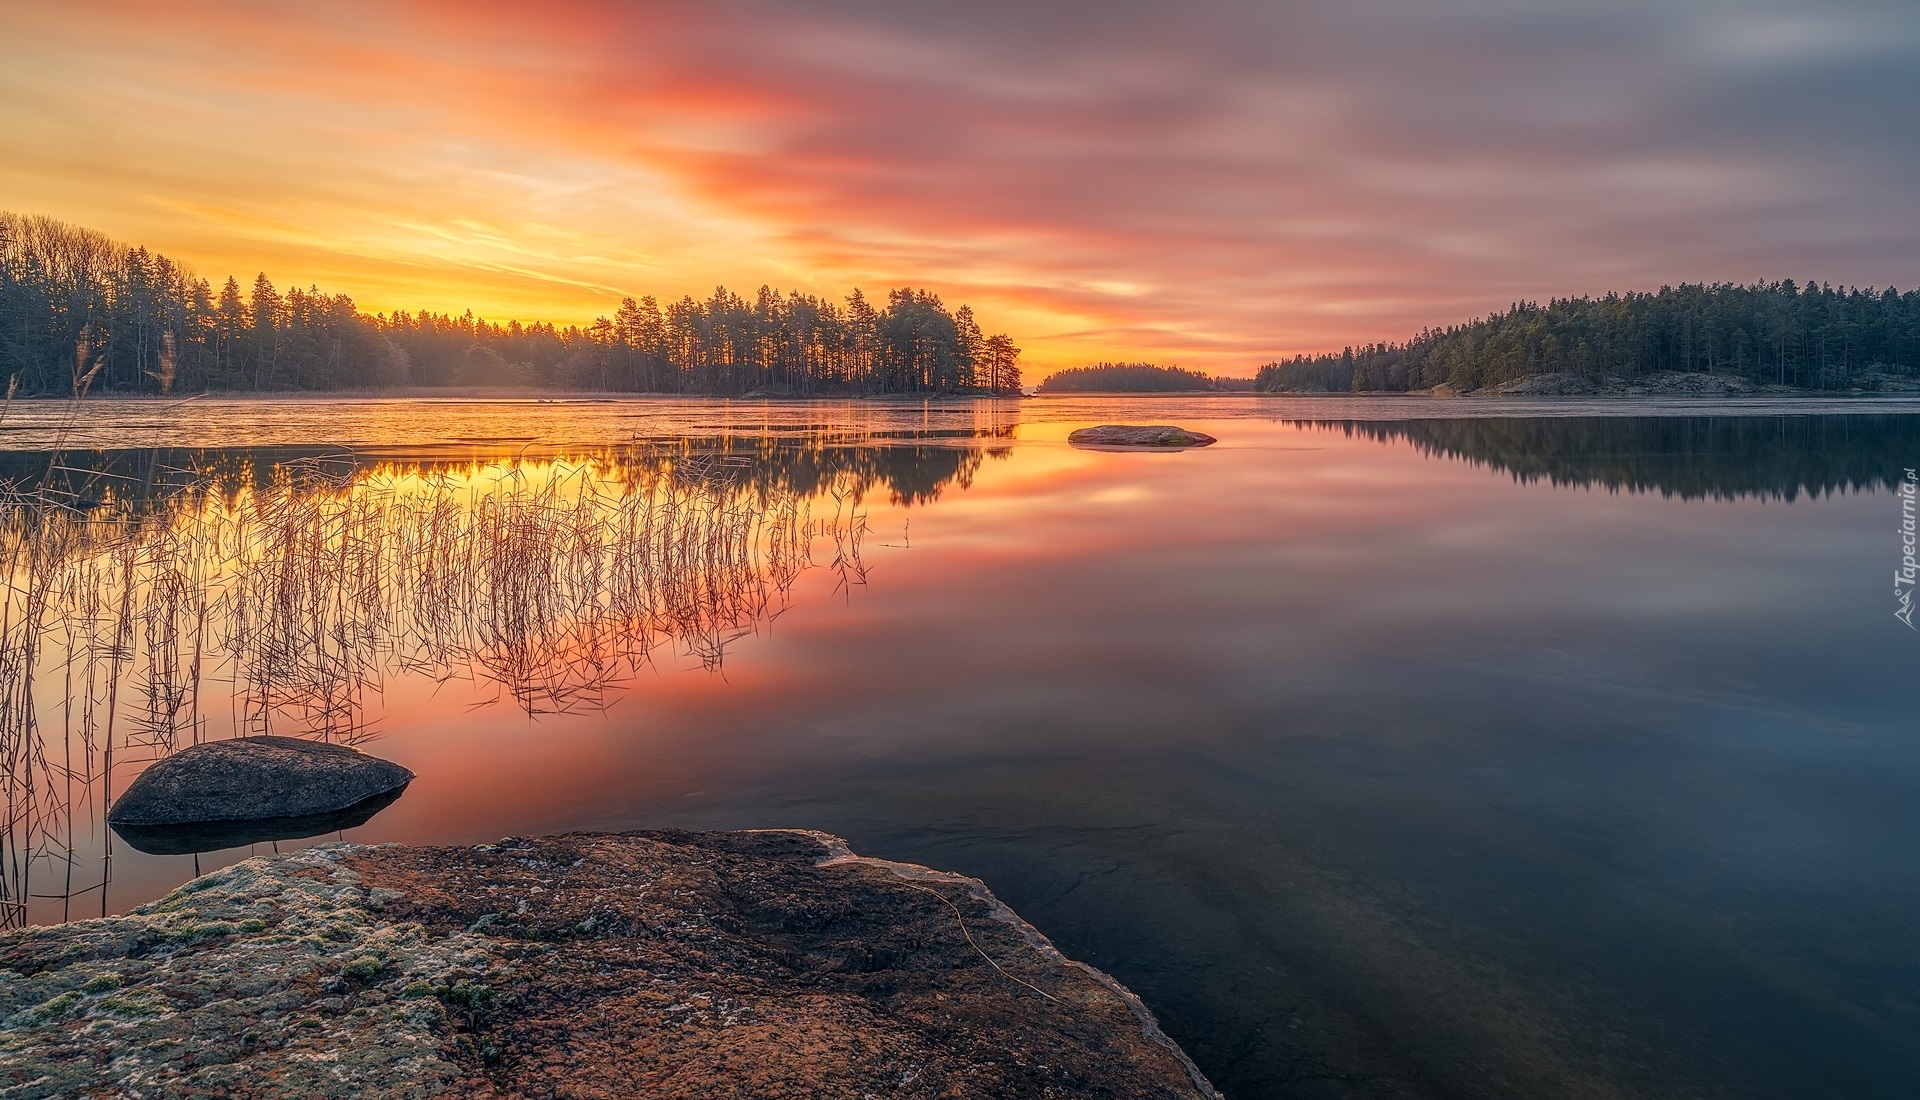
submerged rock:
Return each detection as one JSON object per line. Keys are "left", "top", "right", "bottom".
{"left": 0, "top": 831, "right": 1221, "bottom": 1099}
{"left": 107, "top": 735, "right": 413, "bottom": 828}
{"left": 1068, "top": 424, "right": 1218, "bottom": 450}
{"left": 110, "top": 786, "right": 409, "bottom": 855}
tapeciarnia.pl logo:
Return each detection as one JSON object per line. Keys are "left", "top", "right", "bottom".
{"left": 1898, "top": 468, "right": 1918, "bottom": 629}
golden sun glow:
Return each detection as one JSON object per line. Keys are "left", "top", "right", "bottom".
{"left": 4, "top": 1, "right": 1915, "bottom": 375}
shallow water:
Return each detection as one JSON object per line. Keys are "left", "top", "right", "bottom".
{"left": 5, "top": 396, "right": 1919, "bottom": 1099}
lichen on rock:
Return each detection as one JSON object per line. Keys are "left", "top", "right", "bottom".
{"left": 1, "top": 831, "right": 1219, "bottom": 1099}
{"left": 0, "top": 846, "right": 485, "bottom": 1099}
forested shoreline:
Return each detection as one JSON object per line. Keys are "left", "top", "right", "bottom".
{"left": 1036, "top": 362, "right": 1222, "bottom": 392}
{"left": 0, "top": 213, "right": 1021, "bottom": 397}
{"left": 16, "top": 210, "right": 1920, "bottom": 401}
{"left": 1257, "top": 282, "right": 1920, "bottom": 393}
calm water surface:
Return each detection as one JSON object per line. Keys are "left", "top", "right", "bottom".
{"left": 4, "top": 396, "right": 1918, "bottom": 1099}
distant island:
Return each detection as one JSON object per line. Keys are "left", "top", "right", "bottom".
{"left": 1038, "top": 362, "right": 1249, "bottom": 393}
{"left": 1256, "top": 282, "right": 1920, "bottom": 394}
{"left": 0, "top": 212, "right": 1022, "bottom": 398}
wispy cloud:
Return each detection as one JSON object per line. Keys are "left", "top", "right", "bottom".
{"left": 4, "top": 0, "right": 1915, "bottom": 370}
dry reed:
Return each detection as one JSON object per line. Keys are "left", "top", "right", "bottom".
{"left": 0, "top": 444, "right": 870, "bottom": 927}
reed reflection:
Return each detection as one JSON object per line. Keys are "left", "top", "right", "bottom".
{"left": 0, "top": 427, "right": 1011, "bottom": 926}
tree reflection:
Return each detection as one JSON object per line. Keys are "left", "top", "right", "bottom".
{"left": 1305, "top": 416, "right": 1920, "bottom": 501}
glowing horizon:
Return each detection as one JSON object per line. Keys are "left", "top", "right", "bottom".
{"left": 4, "top": 0, "right": 1917, "bottom": 375}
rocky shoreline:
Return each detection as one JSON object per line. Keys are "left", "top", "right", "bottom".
{"left": 0, "top": 830, "right": 1219, "bottom": 1099}
{"left": 1428, "top": 369, "right": 1920, "bottom": 397}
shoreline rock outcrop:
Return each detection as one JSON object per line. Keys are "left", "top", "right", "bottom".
{"left": 0, "top": 830, "right": 1220, "bottom": 1099}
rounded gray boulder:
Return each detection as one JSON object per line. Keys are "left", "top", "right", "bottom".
{"left": 1067, "top": 424, "right": 1217, "bottom": 450}
{"left": 109, "top": 736, "right": 413, "bottom": 826}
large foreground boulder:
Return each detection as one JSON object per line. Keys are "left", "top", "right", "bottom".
{"left": 1068, "top": 424, "right": 1217, "bottom": 450}
{"left": 107, "top": 735, "right": 413, "bottom": 827}
{"left": 0, "top": 831, "right": 1220, "bottom": 1099}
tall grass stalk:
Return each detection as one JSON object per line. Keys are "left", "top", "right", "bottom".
{"left": 0, "top": 445, "right": 872, "bottom": 927}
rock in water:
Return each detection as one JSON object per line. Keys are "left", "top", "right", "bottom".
{"left": 108, "top": 735, "right": 413, "bottom": 827}
{"left": 0, "top": 832, "right": 1222, "bottom": 1099}
{"left": 110, "top": 786, "right": 410, "bottom": 855}
{"left": 1068, "top": 424, "right": 1217, "bottom": 449}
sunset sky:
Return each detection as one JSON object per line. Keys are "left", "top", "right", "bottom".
{"left": 4, "top": 0, "right": 1918, "bottom": 373}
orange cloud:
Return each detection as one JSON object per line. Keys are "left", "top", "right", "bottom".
{"left": 4, "top": 0, "right": 1916, "bottom": 374}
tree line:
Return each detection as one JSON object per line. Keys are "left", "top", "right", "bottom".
{"left": 0, "top": 212, "right": 1022, "bottom": 396}
{"left": 1257, "top": 281, "right": 1920, "bottom": 393}
{"left": 1036, "top": 362, "right": 1223, "bottom": 393}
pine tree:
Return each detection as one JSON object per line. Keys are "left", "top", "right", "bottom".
{"left": 249, "top": 273, "right": 280, "bottom": 390}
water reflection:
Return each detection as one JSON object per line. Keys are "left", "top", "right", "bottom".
{"left": 1312, "top": 414, "right": 1920, "bottom": 499}
{"left": 0, "top": 428, "right": 1009, "bottom": 926}
{"left": 2, "top": 403, "right": 1917, "bottom": 1100}
{"left": 109, "top": 787, "right": 409, "bottom": 856}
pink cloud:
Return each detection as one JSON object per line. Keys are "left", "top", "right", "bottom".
{"left": 10, "top": 0, "right": 1918, "bottom": 371}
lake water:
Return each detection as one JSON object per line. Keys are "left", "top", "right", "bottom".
{"left": 4, "top": 395, "right": 1918, "bottom": 1099}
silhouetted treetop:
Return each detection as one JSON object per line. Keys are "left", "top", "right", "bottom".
{"left": 0, "top": 212, "right": 1021, "bottom": 397}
